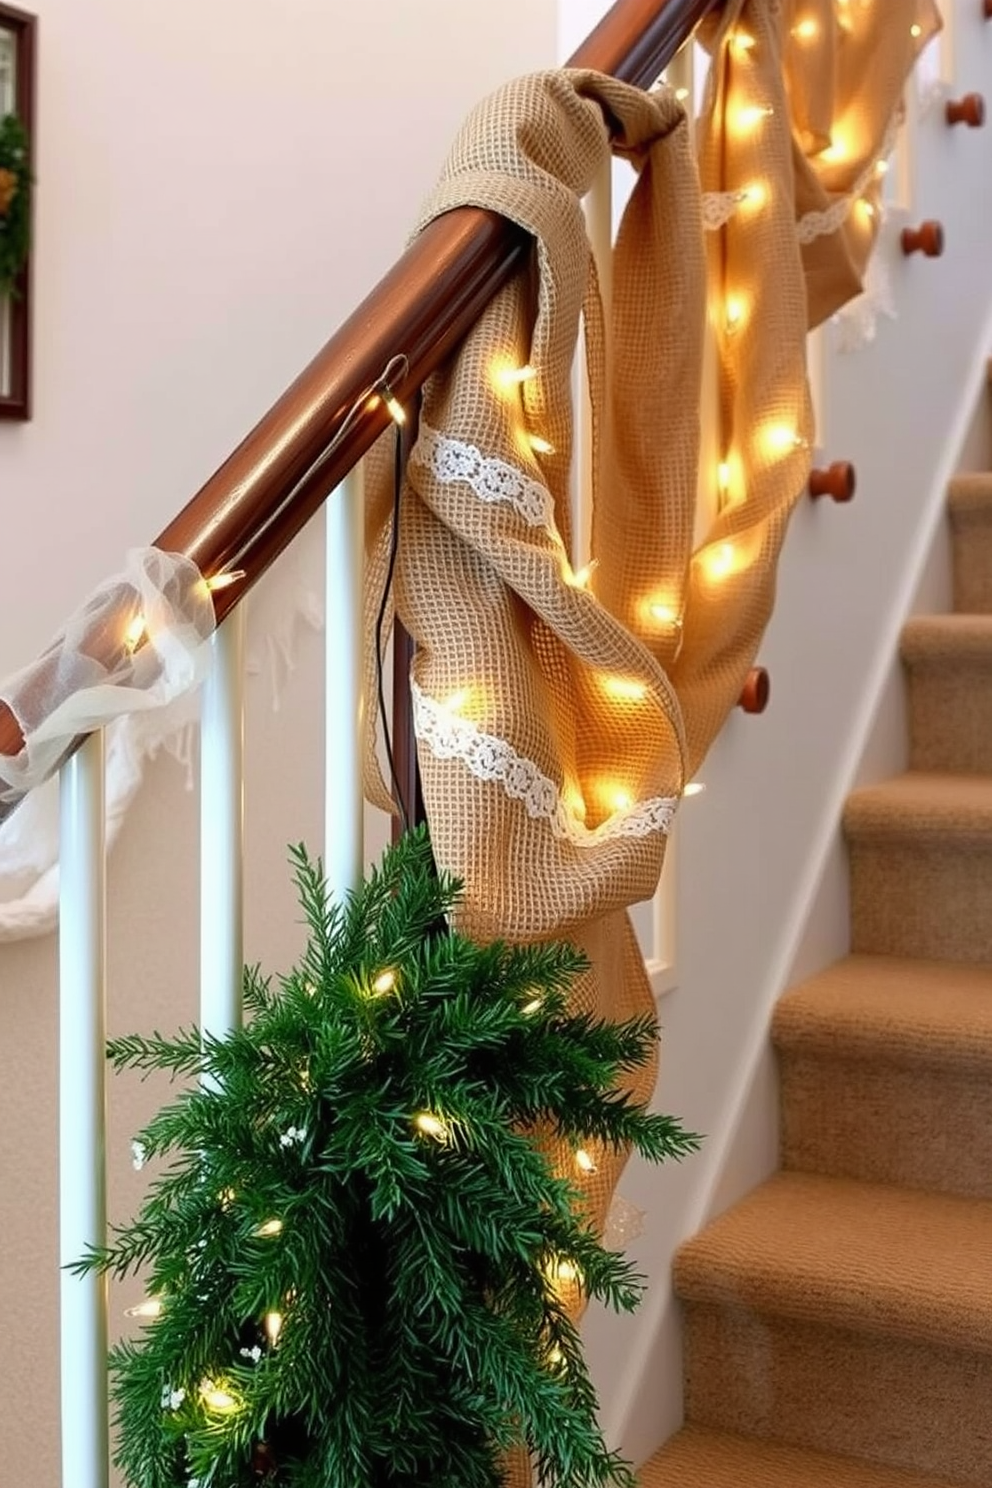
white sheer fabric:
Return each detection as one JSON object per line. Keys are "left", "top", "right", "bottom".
{"left": 0, "top": 528, "right": 327, "bottom": 942}
{"left": 0, "top": 547, "right": 215, "bottom": 805}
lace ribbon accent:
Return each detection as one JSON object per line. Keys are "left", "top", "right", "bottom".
{"left": 796, "top": 116, "right": 899, "bottom": 245}
{"left": 704, "top": 113, "right": 898, "bottom": 245}
{"left": 702, "top": 189, "right": 752, "bottom": 231}
{"left": 415, "top": 424, "right": 558, "bottom": 536}
{"left": 412, "top": 682, "right": 678, "bottom": 847}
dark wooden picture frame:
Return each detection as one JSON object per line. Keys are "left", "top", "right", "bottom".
{"left": 0, "top": 2, "right": 35, "bottom": 422}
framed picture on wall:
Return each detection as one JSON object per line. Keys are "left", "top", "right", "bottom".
{"left": 0, "top": 2, "right": 35, "bottom": 422}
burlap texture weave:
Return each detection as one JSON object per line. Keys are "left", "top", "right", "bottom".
{"left": 361, "top": 6, "right": 939, "bottom": 1467}
{"left": 365, "top": 69, "right": 703, "bottom": 1255}
{"left": 679, "top": 0, "right": 940, "bottom": 776}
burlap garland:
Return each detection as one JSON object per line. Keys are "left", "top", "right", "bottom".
{"left": 364, "top": 75, "right": 702, "bottom": 1277}
{"left": 362, "top": 3, "right": 939, "bottom": 1471}
{"left": 678, "top": 0, "right": 940, "bottom": 778}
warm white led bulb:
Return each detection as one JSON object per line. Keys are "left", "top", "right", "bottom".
{"left": 439, "top": 687, "right": 471, "bottom": 715}
{"left": 547, "top": 1257, "right": 581, "bottom": 1284}
{"left": 204, "top": 569, "right": 247, "bottom": 594}
{"left": 566, "top": 560, "right": 597, "bottom": 590}
{"left": 765, "top": 424, "right": 806, "bottom": 456}
{"left": 124, "top": 614, "right": 147, "bottom": 652}
{"left": 125, "top": 1297, "right": 164, "bottom": 1319}
{"left": 602, "top": 676, "right": 648, "bottom": 703}
{"left": 384, "top": 393, "right": 407, "bottom": 426}
{"left": 737, "top": 105, "right": 774, "bottom": 131}
{"left": 704, "top": 543, "right": 737, "bottom": 581}
{"left": 498, "top": 364, "right": 537, "bottom": 387}
{"left": 200, "top": 1381, "right": 238, "bottom": 1413}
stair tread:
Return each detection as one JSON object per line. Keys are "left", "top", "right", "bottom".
{"left": 948, "top": 471, "right": 992, "bottom": 516}
{"left": 902, "top": 611, "right": 992, "bottom": 662}
{"left": 773, "top": 954, "right": 992, "bottom": 1071}
{"left": 641, "top": 1427, "right": 963, "bottom": 1488}
{"left": 673, "top": 1171, "right": 992, "bottom": 1351}
{"left": 844, "top": 770, "right": 992, "bottom": 840}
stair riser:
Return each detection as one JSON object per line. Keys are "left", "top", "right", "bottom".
{"left": 952, "top": 515, "right": 992, "bottom": 613}
{"left": 780, "top": 1053, "right": 992, "bottom": 1200}
{"left": 683, "top": 1302, "right": 992, "bottom": 1486}
{"left": 849, "top": 839, "right": 992, "bottom": 963}
{"left": 906, "top": 663, "right": 992, "bottom": 773}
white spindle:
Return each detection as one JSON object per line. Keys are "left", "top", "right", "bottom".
{"left": 59, "top": 731, "right": 109, "bottom": 1488}
{"left": 200, "top": 607, "right": 246, "bottom": 1040}
{"left": 325, "top": 465, "right": 365, "bottom": 899}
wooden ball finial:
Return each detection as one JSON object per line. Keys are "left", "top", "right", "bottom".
{"left": 809, "top": 461, "right": 857, "bottom": 503}
{"left": 946, "top": 93, "right": 986, "bottom": 128}
{"left": 901, "top": 221, "right": 945, "bottom": 258}
{"left": 738, "top": 667, "right": 771, "bottom": 715}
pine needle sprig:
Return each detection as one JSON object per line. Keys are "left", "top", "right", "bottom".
{"left": 85, "top": 826, "right": 700, "bottom": 1487}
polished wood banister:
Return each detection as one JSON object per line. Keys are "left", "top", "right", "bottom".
{"left": 0, "top": 0, "right": 720, "bottom": 770}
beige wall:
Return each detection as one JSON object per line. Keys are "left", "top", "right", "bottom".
{"left": 0, "top": 1, "right": 556, "bottom": 1479}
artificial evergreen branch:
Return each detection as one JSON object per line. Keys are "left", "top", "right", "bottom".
{"left": 76, "top": 826, "right": 699, "bottom": 1488}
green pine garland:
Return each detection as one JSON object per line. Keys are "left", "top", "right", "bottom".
{"left": 74, "top": 827, "right": 699, "bottom": 1488}
{"left": 0, "top": 112, "right": 30, "bottom": 297}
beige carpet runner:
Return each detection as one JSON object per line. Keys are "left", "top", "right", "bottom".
{"left": 643, "top": 425, "right": 992, "bottom": 1483}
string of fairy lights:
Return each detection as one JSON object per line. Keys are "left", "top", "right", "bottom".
{"left": 122, "top": 959, "right": 599, "bottom": 1413}
{"left": 115, "top": 4, "right": 929, "bottom": 1413}
{"left": 692, "top": 1, "right": 921, "bottom": 615}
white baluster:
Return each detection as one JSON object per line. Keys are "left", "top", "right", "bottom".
{"left": 200, "top": 607, "right": 246, "bottom": 1041}
{"left": 59, "top": 731, "right": 109, "bottom": 1488}
{"left": 325, "top": 465, "right": 365, "bottom": 900}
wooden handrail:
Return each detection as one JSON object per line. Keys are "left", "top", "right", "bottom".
{"left": 0, "top": 0, "right": 720, "bottom": 769}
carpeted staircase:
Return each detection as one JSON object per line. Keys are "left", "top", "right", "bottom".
{"left": 642, "top": 471, "right": 992, "bottom": 1487}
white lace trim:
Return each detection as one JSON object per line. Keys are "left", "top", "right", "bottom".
{"left": 415, "top": 424, "right": 558, "bottom": 536}
{"left": 703, "top": 115, "right": 899, "bottom": 245}
{"left": 701, "top": 189, "right": 752, "bottom": 231}
{"left": 796, "top": 116, "right": 899, "bottom": 244}
{"left": 411, "top": 682, "right": 678, "bottom": 848}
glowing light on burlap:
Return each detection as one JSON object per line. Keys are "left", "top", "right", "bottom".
{"left": 363, "top": 8, "right": 940, "bottom": 1470}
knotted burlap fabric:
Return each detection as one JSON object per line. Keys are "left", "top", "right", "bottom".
{"left": 362, "top": 6, "right": 939, "bottom": 1470}
{"left": 365, "top": 71, "right": 702, "bottom": 1264}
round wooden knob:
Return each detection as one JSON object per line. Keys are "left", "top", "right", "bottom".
{"left": 809, "top": 461, "right": 856, "bottom": 503}
{"left": 985, "top": 0, "right": 992, "bottom": 19}
{"left": 738, "top": 667, "right": 770, "bottom": 715}
{"left": 946, "top": 93, "right": 986, "bottom": 128}
{"left": 901, "top": 221, "right": 945, "bottom": 258}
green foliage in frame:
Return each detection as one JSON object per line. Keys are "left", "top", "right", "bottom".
{"left": 0, "top": 112, "right": 30, "bottom": 297}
